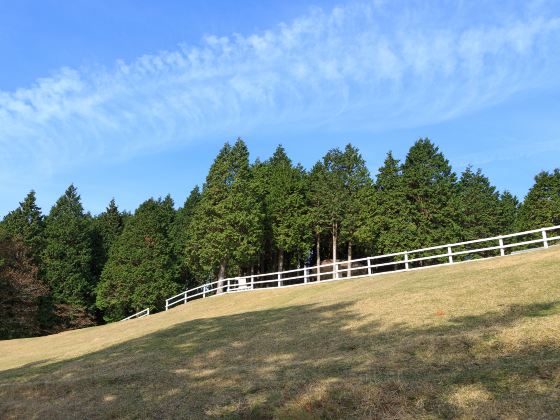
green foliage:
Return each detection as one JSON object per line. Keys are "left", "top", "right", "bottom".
{"left": 2, "top": 191, "right": 45, "bottom": 263}
{"left": 306, "top": 161, "right": 329, "bottom": 237}
{"left": 172, "top": 186, "right": 202, "bottom": 287}
{"left": 2, "top": 138, "right": 557, "bottom": 330}
{"left": 186, "top": 139, "right": 264, "bottom": 282}
{"left": 402, "top": 138, "right": 461, "bottom": 248}
{"left": 41, "top": 185, "right": 94, "bottom": 310}
{"left": 307, "top": 144, "right": 374, "bottom": 262}
{"left": 257, "top": 145, "right": 311, "bottom": 270}
{"left": 457, "top": 166, "right": 502, "bottom": 240}
{"left": 499, "top": 191, "right": 520, "bottom": 233}
{"left": 517, "top": 170, "right": 560, "bottom": 229}
{"left": 373, "top": 152, "right": 417, "bottom": 254}
{"left": 96, "top": 196, "right": 181, "bottom": 322}
{"left": 91, "top": 199, "right": 125, "bottom": 280}
{"left": 336, "top": 145, "right": 376, "bottom": 259}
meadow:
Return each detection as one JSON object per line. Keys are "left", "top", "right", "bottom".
{"left": 1, "top": 247, "right": 559, "bottom": 419}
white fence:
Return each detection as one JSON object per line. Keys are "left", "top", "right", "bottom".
{"left": 121, "top": 307, "right": 150, "bottom": 321}
{"left": 164, "top": 225, "right": 560, "bottom": 312}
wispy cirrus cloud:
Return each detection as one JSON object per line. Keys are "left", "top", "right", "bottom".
{"left": 1, "top": 1, "right": 559, "bottom": 184}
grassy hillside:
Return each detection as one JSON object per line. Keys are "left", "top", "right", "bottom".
{"left": 1, "top": 248, "right": 560, "bottom": 419}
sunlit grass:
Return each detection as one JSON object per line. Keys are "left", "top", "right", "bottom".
{"left": 1, "top": 248, "right": 559, "bottom": 418}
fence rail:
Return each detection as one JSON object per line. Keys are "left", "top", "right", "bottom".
{"left": 121, "top": 308, "right": 150, "bottom": 321}
{"left": 163, "top": 225, "right": 560, "bottom": 312}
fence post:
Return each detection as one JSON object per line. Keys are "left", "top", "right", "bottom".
{"left": 251, "top": 275, "right": 255, "bottom": 289}
{"left": 304, "top": 267, "right": 308, "bottom": 283}
{"left": 165, "top": 300, "right": 169, "bottom": 311}
{"left": 448, "top": 246, "right": 453, "bottom": 264}
{"left": 367, "top": 257, "right": 372, "bottom": 275}
{"left": 184, "top": 292, "right": 187, "bottom": 305}
{"left": 278, "top": 272, "right": 282, "bottom": 287}
{"left": 404, "top": 252, "right": 409, "bottom": 270}
{"left": 542, "top": 229, "right": 549, "bottom": 248}
{"left": 499, "top": 237, "right": 505, "bottom": 256}
{"left": 147, "top": 308, "right": 150, "bottom": 316}
{"left": 334, "top": 262, "right": 338, "bottom": 279}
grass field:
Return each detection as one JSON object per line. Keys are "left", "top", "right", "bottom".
{"left": 1, "top": 248, "right": 559, "bottom": 419}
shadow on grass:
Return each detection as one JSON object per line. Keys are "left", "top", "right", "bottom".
{"left": 1, "top": 301, "right": 559, "bottom": 419}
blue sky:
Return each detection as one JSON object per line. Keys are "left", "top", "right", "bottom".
{"left": 1, "top": 0, "right": 560, "bottom": 216}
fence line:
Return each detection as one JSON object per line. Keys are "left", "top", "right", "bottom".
{"left": 162, "top": 225, "right": 560, "bottom": 313}
{"left": 118, "top": 225, "right": 559, "bottom": 320}
{"left": 121, "top": 307, "right": 150, "bottom": 321}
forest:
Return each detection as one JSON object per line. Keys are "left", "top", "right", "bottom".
{"left": 1, "top": 138, "right": 559, "bottom": 338}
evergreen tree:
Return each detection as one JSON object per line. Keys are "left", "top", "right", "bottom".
{"left": 306, "top": 144, "right": 375, "bottom": 271}
{"left": 499, "top": 191, "right": 519, "bottom": 233}
{"left": 96, "top": 196, "right": 180, "bottom": 321}
{"left": 2, "top": 190, "right": 45, "bottom": 262}
{"left": 91, "top": 199, "right": 125, "bottom": 280}
{"left": 402, "top": 139, "right": 461, "bottom": 248}
{"left": 172, "top": 186, "right": 202, "bottom": 287}
{"left": 186, "top": 139, "right": 263, "bottom": 290}
{"left": 338, "top": 145, "right": 376, "bottom": 263}
{"left": 517, "top": 169, "right": 560, "bottom": 229}
{"left": 373, "top": 152, "right": 416, "bottom": 254}
{"left": 457, "top": 166, "right": 502, "bottom": 240}
{"left": 259, "top": 145, "right": 311, "bottom": 272}
{"left": 320, "top": 148, "right": 347, "bottom": 264}
{"left": 306, "top": 162, "right": 329, "bottom": 267}
{"left": 41, "top": 185, "right": 95, "bottom": 312}
{"left": 251, "top": 158, "right": 275, "bottom": 273}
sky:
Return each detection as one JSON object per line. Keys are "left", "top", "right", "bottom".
{"left": 1, "top": 0, "right": 560, "bottom": 216}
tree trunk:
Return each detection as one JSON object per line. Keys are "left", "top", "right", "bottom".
{"left": 278, "top": 249, "right": 284, "bottom": 273}
{"left": 278, "top": 249, "right": 284, "bottom": 286}
{"left": 217, "top": 260, "right": 226, "bottom": 293}
{"left": 347, "top": 241, "right": 352, "bottom": 278}
{"left": 316, "top": 233, "right": 321, "bottom": 281}
{"left": 332, "top": 222, "right": 338, "bottom": 278}
{"left": 260, "top": 252, "right": 265, "bottom": 275}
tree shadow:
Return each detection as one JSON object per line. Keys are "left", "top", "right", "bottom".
{"left": 1, "top": 300, "right": 559, "bottom": 419}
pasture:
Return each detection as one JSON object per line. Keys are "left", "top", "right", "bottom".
{"left": 1, "top": 247, "right": 559, "bottom": 419}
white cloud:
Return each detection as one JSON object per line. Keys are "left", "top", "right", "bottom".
{"left": 1, "top": 1, "right": 559, "bottom": 184}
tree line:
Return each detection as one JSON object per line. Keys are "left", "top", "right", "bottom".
{"left": 1, "top": 138, "right": 559, "bottom": 338}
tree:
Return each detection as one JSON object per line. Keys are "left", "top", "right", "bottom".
{"left": 320, "top": 148, "right": 347, "bottom": 266}
{"left": 96, "top": 196, "right": 180, "bottom": 322}
{"left": 91, "top": 199, "right": 125, "bottom": 280}
{"left": 0, "top": 234, "right": 49, "bottom": 339}
{"left": 373, "top": 152, "right": 416, "bottom": 254}
{"left": 172, "top": 186, "right": 202, "bottom": 287}
{"left": 499, "top": 191, "right": 519, "bottom": 233}
{"left": 517, "top": 169, "right": 560, "bottom": 229}
{"left": 186, "top": 139, "right": 263, "bottom": 290}
{"left": 457, "top": 166, "right": 502, "bottom": 240}
{"left": 402, "top": 139, "right": 461, "bottom": 248}
{"left": 41, "top": 185, "right": 95, "bottom": 321}
{"left": 337, "top": 144, "right": 376, "bottom": 263}
{"left": 258, "top": 145, "right": 311, "bottom": 272}
{"left": 306, "top": 144, "right": 375, "bottom": 275}
{"left": 2, "top": 190, "right": 45, "bottom": 263}
{"left": 306, "top": 162, "right": 329, "bottom": 268}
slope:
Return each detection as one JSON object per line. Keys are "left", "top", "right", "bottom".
{"left": 1, "top": 248, "right": 559, "bottom": 419}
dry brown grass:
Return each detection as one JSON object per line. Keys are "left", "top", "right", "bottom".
{"left": 1, "top": 248, "right": 559, "bottom": 419}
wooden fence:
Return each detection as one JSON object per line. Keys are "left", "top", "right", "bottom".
{"left": 121, "top": 225, "right": 560, "bottom": 318}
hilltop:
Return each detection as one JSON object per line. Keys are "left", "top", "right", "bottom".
{"left": 1, "top": 247, "right": 559, "bottom": 419}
